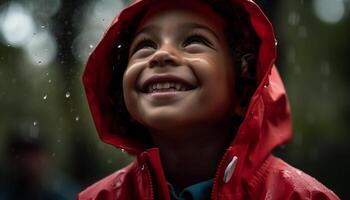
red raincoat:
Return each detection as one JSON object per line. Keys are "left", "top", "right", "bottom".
{"left": 78, "top": 0, "right": 340, "bottom": 199}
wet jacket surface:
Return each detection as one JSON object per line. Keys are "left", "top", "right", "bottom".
{"left": 78, "top": 0, "right": 340, "bottom": 199}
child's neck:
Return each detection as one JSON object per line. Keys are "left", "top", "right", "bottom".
{"left": 150, "top": 121, "right": 233, "bottom": 193}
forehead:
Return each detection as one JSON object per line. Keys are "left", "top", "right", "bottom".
{"left": 135, "top": 1, "right": 226, "bottom": 34}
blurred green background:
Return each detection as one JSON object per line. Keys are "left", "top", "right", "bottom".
{"left": 0, "top": 0, "right": 348, "bottom": 199}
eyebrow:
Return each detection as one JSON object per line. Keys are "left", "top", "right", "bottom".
{"left": 181, "top": 23, "right": 221, "bottom": 41}
{"left": 134, "top": 22, "right": 221, "bottom": 41}
{"left": 134, "top": 24, "right": 159, "bottom": 37}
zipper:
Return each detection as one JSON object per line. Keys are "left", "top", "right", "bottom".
{"left": 140, "top": 149, "right": 172, "bottom": 200}
{"left": 144, "top": 165, "right": 155, "bottom": 200}
{"left": 140, "top": 156, "right": 154, "bottom": 200}
{"left": 210, "top": 147, "right": 232, "bottom": 200}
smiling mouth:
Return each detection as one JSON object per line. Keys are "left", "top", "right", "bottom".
{"left": 146, "top": 81, "right": 192, "bottom": 93}
{"left": 140, "top": 75, "right": 197, "bottom": 94}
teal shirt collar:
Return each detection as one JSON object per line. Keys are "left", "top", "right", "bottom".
{"left": 168, "top": 179, "right": 213, "bottom": 200}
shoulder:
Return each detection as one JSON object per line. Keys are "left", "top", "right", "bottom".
{"left": 254, "top": 156, "right": 340, "bottom": 199}
{"left": 76, "top": 162, "right": 137, "bottom": 200}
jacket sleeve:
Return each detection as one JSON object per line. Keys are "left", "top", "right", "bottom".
{"left": 283, "top": 189, "right": 340, "bottom": 200}
{"left": 264, "top": 158, "right": 341, "bottom": 200}
{"left": 248, "top": 157, "right": 340, "bottom": 200}
{"left": 75, "top": 168, "right": 129, "bottom": 200}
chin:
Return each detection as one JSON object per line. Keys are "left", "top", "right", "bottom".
{"left": 143, "top": 114, "right": 183, "bottom": 130}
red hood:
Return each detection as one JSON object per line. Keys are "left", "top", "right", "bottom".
{"left": 83, "top": 0, "right": 291, "bottom": 174}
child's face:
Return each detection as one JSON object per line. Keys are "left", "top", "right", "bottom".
{"left": 123, "top": 2, "right": 237, "bottom": 132}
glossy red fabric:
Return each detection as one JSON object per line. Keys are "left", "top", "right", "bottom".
{"left": 78, "top": 0, "right": 340, "bottom": 199}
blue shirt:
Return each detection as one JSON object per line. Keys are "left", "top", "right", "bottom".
{"left": 169, "top": 179, "right": 213, "bottom": 200}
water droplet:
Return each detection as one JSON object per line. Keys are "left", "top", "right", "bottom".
{"left": 30, "top": 124, "right": 39, "bottom": 138}
{"left": 7, "top": 44, "right": 11, "bottom": 47}
{"left": 288, "top": 12, "right": 300, "bottom": 26}
{"left": 89, "top": 44, "right": 94, "bottom": 49}
{"left": 41, "top": 25, "right": 46, "bottom": 28}
{"left": 274, "top": 39, "right": 278, "bottom": 46}
{"left": 321, "top": 61, "right": 330, "bottom": 76}
{"left": 310, "top": 149, "right": 319, "bottom": 161}
{"left": 294, "top": 131, "right": 303, "bottom": 145}
{"left": 48, "top": 79, "right": 52, "bottom": 83}
{"left": 43, "top": 94, "right": 48, "bottom": 100}
{"left": 287, "top": 47, "right": 296, "bottom": 64}
{"left": 75, "top": 116, "right": 80, "bottom": 121}
{"left": 282, "top": 170, "right": 291, "bottom": 178}
{"left": 121, "top": 148, "right": 126, "bottom": 153}
{"left": 46, "top": 72, "right": 49, "bottom": 76}
{"left": 33, "top": 121, "right": 38, "bottom": 126}
{"left": 322, "top": 82, "right": 329, "bottom": 94}
{"left": 117, "top": 44, "right": 122, "bottom": 49}
{"left": 294, "top": 64, "right": 301, "bottom": 74}
{"left": 296, "top": 170, "right": 302, "bottom": 176}
{"left": 112, "top": 180, "right": 122, "bottom": 188}
{"left": 65, "top": 91, "right": 70, "bottom": 98}
{"left": 298, "top": 26, "right": 308, "bottom": 38}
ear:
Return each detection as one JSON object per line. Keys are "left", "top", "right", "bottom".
{"left": 232, "top": 53, "right": 257, "bottom": 117}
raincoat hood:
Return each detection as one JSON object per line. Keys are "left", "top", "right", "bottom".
{"left": 83, "top": 0, "right": 291, "bottom": 175}
{"left": 79, "top": 1, "right": 341, "bottom": 199}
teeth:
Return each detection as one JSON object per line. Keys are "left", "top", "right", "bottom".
{"left": 164, "top": 82, "right": 170, "bottom": 88}
{"left": 146, "top": 82, "right": 189, "bottom": 93}
{"left": 148, "top": 85, "right": 153, "bottom": 93}
{"left": 175, "top": 83, "right": 181, "bottom": 90}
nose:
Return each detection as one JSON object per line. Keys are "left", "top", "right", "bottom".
{"left": 149, "top": 45, "right": 180, "bottom": 68}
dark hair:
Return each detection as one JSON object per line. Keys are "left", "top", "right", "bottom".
{"left": 110, "top": 10, "right": 152, "bottom": 145}
{"left": 110, "top": 1, "right": 260, "bottom": 141}
{"left": 210, "top": 1, "right": 260, "bottom": 108}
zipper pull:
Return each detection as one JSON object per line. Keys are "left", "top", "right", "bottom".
{"left": 223, "top": 156, "right": 238, "bottom": 183}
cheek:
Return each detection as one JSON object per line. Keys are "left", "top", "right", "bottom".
{"left": 192, "top": 54, "right": 234, "bottom": 87}
{"left": 196, "top": 55, "right": 236, "bottom": 110}
{"left": 122, "top": 64, "right": 142, "bottom": 118}
{"left": 122, "top": 61, "right": 145, "bottom": 94}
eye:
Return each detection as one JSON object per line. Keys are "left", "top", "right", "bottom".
{"left": 183, "top": 34, "right": 213, "bottom": 47}
{"left": 132, "top": 38, "right": 157, "bottom": 54}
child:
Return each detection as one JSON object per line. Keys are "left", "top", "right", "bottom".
{"left": 78, "top": 0, "right": 340, "bottom": 199}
